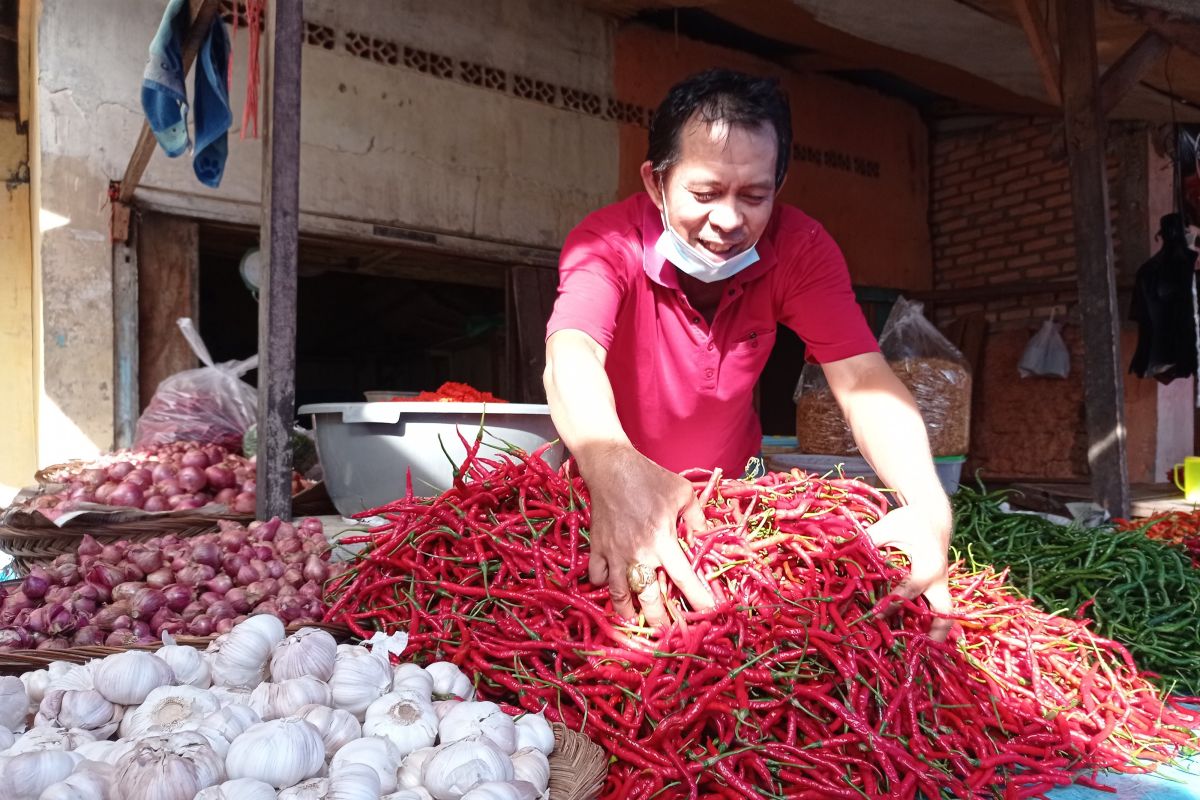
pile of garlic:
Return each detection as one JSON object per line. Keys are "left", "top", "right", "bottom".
{"left": 0, "top": 614, "right": 556, "bottom": 800}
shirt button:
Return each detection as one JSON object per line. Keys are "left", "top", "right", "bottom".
{"left": 704, "top": 368, "right": 714, "bottom": 377}
{"left": 692, "top": 317, "right": 701, "bottom": 325}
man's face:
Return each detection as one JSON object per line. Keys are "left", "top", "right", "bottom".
{"left": 642, "top": 116, "right": 779, "bottom": 261}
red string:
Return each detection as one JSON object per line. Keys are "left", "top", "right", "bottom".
{"left": 241, "top": 0, "right": 264, "bottom": 139}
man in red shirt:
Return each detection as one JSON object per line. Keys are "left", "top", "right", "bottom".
{"left": 544, "top": 69, "right": 951, "bottom": 638}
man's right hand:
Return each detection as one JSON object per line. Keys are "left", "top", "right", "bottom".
{"left": 581, "top": 444, "right": 716, "bottom": 625}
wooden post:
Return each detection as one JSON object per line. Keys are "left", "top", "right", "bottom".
{"left": 256, "top": 0, "right": 303, "bottom": 521}
{"left": 113, "top": 212, "right": 139, "bottom": 448}
{"left": 1057, "top": 0, "right": 1131, "bottom": 517}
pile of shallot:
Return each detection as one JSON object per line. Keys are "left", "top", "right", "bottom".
{"left": 0, "top": 615, "right": 553, "bottom": 800}
{"left": 0, "top": 518, "right": 339, "bottom": 650}
{"left": 22, "top": 443, "right": 311, "bottom": 518}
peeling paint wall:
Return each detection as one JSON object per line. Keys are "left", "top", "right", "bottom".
{"left": 33, "top": 0, "right": 619, "bottom": 463}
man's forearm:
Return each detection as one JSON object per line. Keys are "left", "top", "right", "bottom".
{"left": 543, "top": 331, "right": 633, "bottom": 473}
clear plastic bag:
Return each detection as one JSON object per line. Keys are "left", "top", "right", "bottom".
{"left": 1018, "top": 316, "right": 1070, "bottom": 379}
{"left": 134, "top": 318, "right": 258, "bottom": 451}
{"left": 793, "top": 298, "right": 972, "bottom": 457}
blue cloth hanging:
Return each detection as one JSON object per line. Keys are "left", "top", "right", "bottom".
{"left": 141, "top": 0, "right": 232, "bottom": 186}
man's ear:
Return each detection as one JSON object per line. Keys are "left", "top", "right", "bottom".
{"left": 641, "top": 161, "right": 664, "bottom": 209}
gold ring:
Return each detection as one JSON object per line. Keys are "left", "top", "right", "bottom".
{"left": 627, "top": 562, "right": 656, "bottom": 595}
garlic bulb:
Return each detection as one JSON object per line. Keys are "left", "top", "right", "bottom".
{"left": 514, "top": 713, "right": 554, "bottom": 756}
{"left": 209, "top": 686, "right": 253, "bottom": 708}
{"left": 199, "top": 704, "right": 261, "bottom": 744}
{"left": 510, "top": 748, "right": 550, "bottom": 794}
{"left": 277, "top": 778, "right": 328, "bottom": 799}
{"left": 0, "top": 727, "right": 13, "bottom": 751}
{"left": 422, "top": 737, "right": 514, "bottom": 800}
{"left": 3, "top": 726, "right": 96, "bottom": 755}
{"left": 114, "top": 731, "right": 225, "bottom": 800}
{"left": 270, "top": 627, "right": 338, "bottom": 683}
{"left": 73, "top": 739, "right": 125, "bottom": 764}
{"left": 363, "top": 692, "right": 438, "bottom": 757}
{"left": 21, "top": 669, "right": 49, "bottom": 707}
{"left": 120, "top": 685, "right": 221, "bottom": 739}
{"left": 157, "top": 637, "right": 212, "bottom": 688}
{"left": 460, "top": 782, "right": 540, "bottom": 800}
{"left": 38, "top": 763, "right": 114, "bottom": 800}
{"left": 93, "top": 652, "right": 175, "bottom": 706}
{"left": 325, "top": 761, "right": 382, "bottom": 800}
{"left": 396, "top": 746, "right": 436, "bottom": 790}
{"left": 46, "top": 662, "right": 94, "bottom": 693}
{"left": 431, "top": 699, "right": 461, "bottom": 722}
{"left": 226, "top": 718, "right": 324, "bottom": 788}
{"left": 392, "top": 664, "right": 434, "bottom": 699}
{"left": 383, "top": 791, "right": 435, "bottom": 800}
{"left": 0, "top": 749, "right": 81, "bottom": 799}
{"left": 193, "top": 724, "right": 234, "bottom": 759}
{"left": 211, "top": 615, "right": 285, "bottom": 689}
{"left": 249, "top": 676, "right": 332, "bottom": 721}
{"left": 438, "top": 702, "right": 518, "bottom": 754}
{"left": 194, "top": 777, "right": 278, "bottom": 800}
{"left": 424, "top": 662, "right": 475, "bottom": 700}
{"left": 329, "top": 647, "right": 393, "bottom": 719}
{"left": 0, "top": 675, "right": 29, "bottom": 732}
{"left": 330, "top": 735, "right": 401, "bottom": 794}
{"left": 294, "top": 704, "right": 361, "bottom": 758}
{"left": 36, "top": 689, "right": 123, "bottom": 738}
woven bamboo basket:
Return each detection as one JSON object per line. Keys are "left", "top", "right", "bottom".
{"left": 550, "top": 722, "right": 609, "bottom": 800}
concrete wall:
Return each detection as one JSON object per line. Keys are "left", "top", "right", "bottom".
{"left": 31, "top": 0, "right": 621, "bottom": 464}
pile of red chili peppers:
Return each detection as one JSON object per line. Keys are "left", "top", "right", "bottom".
{"left": 388, "top": 381, "right": 508, "bottom": 403}
{"left": 326, "top": 442, "right": 1200, "bottom": 799}
{"left": 1115, "top": 509, "right": 1200, "bottom": 567}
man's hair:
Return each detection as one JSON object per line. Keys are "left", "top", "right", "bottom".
{"left": 646, "top": 68, "right": 792, "bottom": 189}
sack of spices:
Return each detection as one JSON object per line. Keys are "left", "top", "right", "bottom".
{"left": 793, "top": 298, "right": 972, "bottom": 457}
{"left": 134, "top": 318, "right": 258, "bottom": 452}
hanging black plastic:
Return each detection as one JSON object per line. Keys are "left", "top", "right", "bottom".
{"left": 1128, "top": 214, "right": 1199, "bottom": 384}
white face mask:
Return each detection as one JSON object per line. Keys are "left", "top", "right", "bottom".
{"left": 653, "top": 177, "right": 761, "bottom": 283}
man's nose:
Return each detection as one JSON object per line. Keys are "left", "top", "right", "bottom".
{"left": 708, "top": 200, "right": 743, "bottom": 233}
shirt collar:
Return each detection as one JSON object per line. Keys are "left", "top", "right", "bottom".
{"left": 640, "top": 193, "right": 779, "bottom": 290}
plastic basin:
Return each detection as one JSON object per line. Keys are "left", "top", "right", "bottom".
{"left": 298, "top": 402, "right": 564, "bottom": 516}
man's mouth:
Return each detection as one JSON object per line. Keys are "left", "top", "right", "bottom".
{"left": 699, "top": 240, "right": 741, "bottom": 257}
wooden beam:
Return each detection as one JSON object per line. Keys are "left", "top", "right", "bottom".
{"left": 113, "top": 215, "right": 139, "bottom": 448}
{"left": 17, "top": 0, "right": 32, "bottom": 124}
{"left": 1126, "top": 8, "right": 1200, "bottom": 58}
{"left": 256, "top": 0, "right": 303, "bottom": 521}
{"left": 1057, "top": 0, "right": 1131, "bottom": 517}
{"left": 1099, "top": 32, "right": 1170, "bottom": 116}
{"left": 1013, "top": 0, "right": 1062, "bottom": 106}
{"left": 117, "top": 0, "right": 221, "bottom": 206}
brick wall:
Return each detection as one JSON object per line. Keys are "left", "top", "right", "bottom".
{"left": 929, "top": 117, "right": 1135, "bottom": 480}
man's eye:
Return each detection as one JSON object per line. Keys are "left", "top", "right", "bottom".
{"left": 692, "top": 192, "right": 718, "bottom": 202}
{"left": 742, "top": 195, "right": 768, "bottom": 204}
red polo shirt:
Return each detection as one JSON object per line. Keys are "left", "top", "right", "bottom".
{"left": 546, "top": 192, "right": 878, "bottom": 474}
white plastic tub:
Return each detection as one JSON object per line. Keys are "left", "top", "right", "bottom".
{"left": 298, "top": 402, "right": 564, "bottom": 516}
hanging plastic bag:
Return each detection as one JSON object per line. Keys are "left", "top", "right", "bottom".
{"left": 793, "top": 297, "right": 972, "bottom": 456}
{"left": 134, "top": 318, "right": 258, "bottom": 451}
{"left": 1018, "top": 316, "right": 1070, "bottom": 378}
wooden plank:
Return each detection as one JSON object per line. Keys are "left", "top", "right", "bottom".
{"left": 1123, "top": 8, "right": 1200, "bottom": 59}
{"left": 137, "top": 213, "right": 199, "bottom": 410}
{"left": 1012, "top": 0, "right": 1062, "bottom": 105}
{"left": 113, "top": 215, "right": 139, "bottom": 448}
{"left": 118, "top": 0, "right": 221, "bottom": 205}
{"left": 1057, "top": 0, "right": 1131, "bottom": 518}
{"left": 510, "top": 266, "right": 559, "bottom": 403}
{"left": 256, "top": 0, "right": 304, "bottom": 521}
{"left": 1099, "top": 31, "right": 1170, "bottom": 116}
{"left": 17, "top": 0, "right": 31, "bottom": 123}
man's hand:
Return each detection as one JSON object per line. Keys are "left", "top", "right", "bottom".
{"left": 583, "top": 445, "right": 716, "bottom": 625}
{"left": 866, "top": 499, "right": 953, "bottom": 641}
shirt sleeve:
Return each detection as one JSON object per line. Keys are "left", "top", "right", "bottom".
{"left": 545, "top": 222, "right": 629, "bottom": 350}
{"left": 777, "top": 224, "right": 880, "bottom": 364}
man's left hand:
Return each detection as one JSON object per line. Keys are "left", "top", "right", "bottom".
{"left": 866, "top": 500, "right": 953, "bottom": 641}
